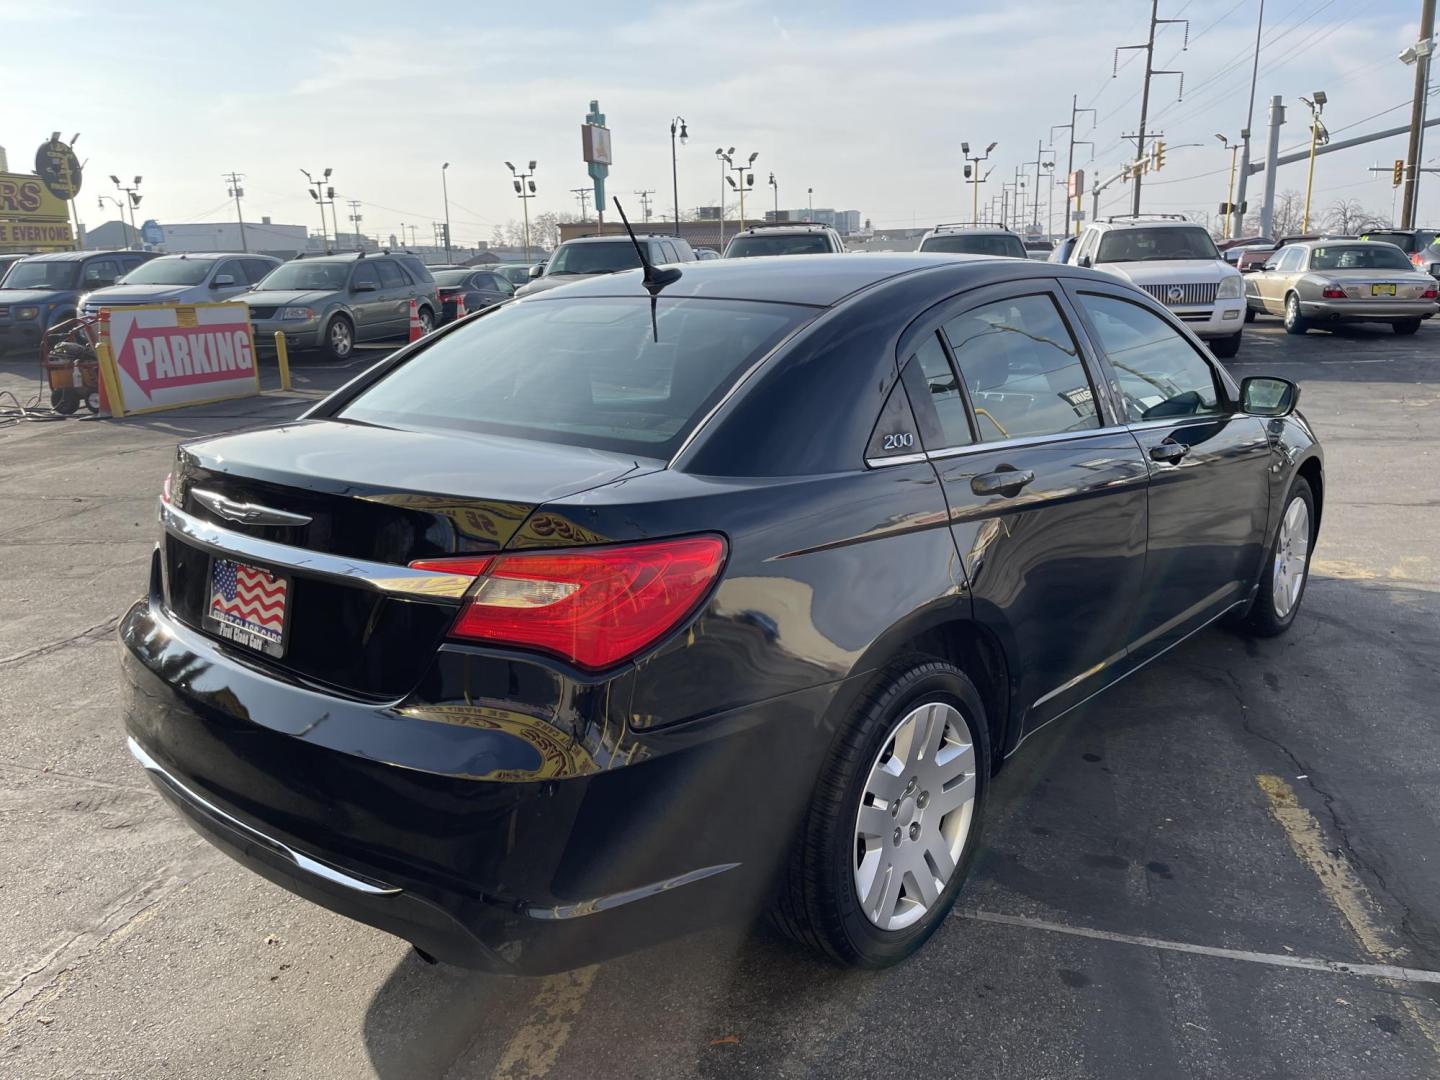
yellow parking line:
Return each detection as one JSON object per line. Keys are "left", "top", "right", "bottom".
{"left": 489, "top": 965, "right": 598, "bottom": 1080}
{"left": 1258, "top": 774, "right": 1440, "bottom": 1058}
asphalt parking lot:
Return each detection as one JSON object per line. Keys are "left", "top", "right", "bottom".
{"left": 1, "top": 317, "right": 1437, "bottom": 1080}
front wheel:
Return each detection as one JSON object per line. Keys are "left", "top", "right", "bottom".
{"left": 1209, "top": 332, "right": 1242, "bottom": 359}
{"left": 417, "top": 307, "right": 434, "bottom": 335}
{"left": 1283, "top": 293, "right": 1308, "bottom": 335}
{"left": 772, "top": 657, "right": 989, "bottom": 967}
{"left": 323, "top": 316, "right": 354, "bottom": 361}
{"left": 1241, "top": 477, "right": 1316, "bottom": 637}
{"left": 1392, "top": 318, "right": 1422, "bottom": 336}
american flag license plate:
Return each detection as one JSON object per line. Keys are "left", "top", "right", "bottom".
{"left": 205, "top": 558, "right": 289, "bottom": 658}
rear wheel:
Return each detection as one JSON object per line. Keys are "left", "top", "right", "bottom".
{"left": 1392, "top": 318, "right": 1422, "bottom": 335}
{"left": 49, "top": 387, "right": 79, "bottom": 415}
{"left": 1283, "top": 293, "right": 1308, "bottom": 335}
{"left": 1209, "top": 332, "right": 1242, "bottom": 359}
{"left": 324, "top": 316, "right": 354, "bottom": 360}
{"left": 772, "top": 657, "right": 989, "bottom": 967}
{"left": 417, "top": 307, "right": 434, "bottom": 335}
{"left": 1241, "top": 477, "right": 1315, "bottom": 637}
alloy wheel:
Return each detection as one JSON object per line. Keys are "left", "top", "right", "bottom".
{"left": 330, "top": 321, "right": 353, "bottom": 357}
{"left": 854, "top": 701, "right": 977, "bottom": 931}
{"left": 1272, "top": 495, "right": 1311, "bottom": 619}
{"left": 419, "top": 309, "right": 434, "bottom": 334}
{"left": 1285, "top": 295, "right": 1298, "bottom": 328}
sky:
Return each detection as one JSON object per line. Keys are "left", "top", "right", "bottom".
{"left": 2, "top": 0, "right": 1436, "bottom": 245}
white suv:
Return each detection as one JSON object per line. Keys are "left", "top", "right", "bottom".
{"left": 723, "top": 222, "right": 845, "bottom": 258}
{"left": 918, "top": 222, "right": 1028, "bottom": 259}
{"left": 1069, "top": 215, "right": 1246, "bottom": 357}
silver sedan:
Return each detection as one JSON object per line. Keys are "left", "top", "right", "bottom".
{"left": 1244, "top": 240, "right": 1438, "bottom": 335}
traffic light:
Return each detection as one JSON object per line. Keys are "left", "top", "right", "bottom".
{"left": 1153, "top": 141, "right": 1166, "bottom": 171}
{"left": 1393, "top": 159, "right": 1405, "bottom": 187}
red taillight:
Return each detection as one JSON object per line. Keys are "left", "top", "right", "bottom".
{"left": 411, "top": 535, "right": 727, "bottom": 670}
{"left": 1321, "top": 286, "right": 1346, "bottom": 299}
{"left": 1424, "top": 287, "right": 1438, "bottom": 299}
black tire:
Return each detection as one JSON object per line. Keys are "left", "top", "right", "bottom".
{"left": 323, "top": 315, "right": 354, "bottom": 361}
{"left": 1240, "top": 476, "right": 1316, "bottom": 638}
{"left": 1283, "top": 293, "right": 1308, "bottom": 335}
{"left": 50, "top": 387, "right": 79, "bottom": 415}
{"left": 772, "top": 656, "right": 990, "bottom": 967}
{"left": 1244, "top": 305, "right": 1257, "bottom": 323}
{"left": 417, "top": 306, "right": 434, "bottom": 335}
{"left": 1392, "top": 318, "right": 1422, "bottom": 335}
{"left": 1209, "top": 332, "right": 1242, "bottom": 359}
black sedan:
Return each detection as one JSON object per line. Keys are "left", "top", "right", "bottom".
{"left": 120, "top": 254, "right": 1322, "bottom": 974}
{"left": 433, "top": 267, "right": 515, "bottom": 323}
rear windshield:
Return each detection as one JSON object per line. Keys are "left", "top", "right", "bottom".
{"left": 1364, "top": 230, "right": 1432, "bottom": 251}
{"left": 725, "top": 234, "right": 833, "bottom": 258}
{"left": 121, "top": 258, "right": 216, "bottom": 286}
{"left": 1096, "top": 227, "right": 1219, "bottom": 263}
{"left": 338, "top": 297, "right": 812, "bottom": 457}
{"left": 256, "top": 262, "right": 349, "bottom": 291}
{"left": 1310, "top": 245, "right": 1413, "bottom": 271}
{"left": 546, "top": 242, "right": 642, "bottom": 276}
{"left": 431, "top": 270, "right": 472, "bottom": 286}
{"left": 920, "top": 234, "right": 1028, "bottom": 258}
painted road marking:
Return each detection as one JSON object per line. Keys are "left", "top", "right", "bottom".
{"left": 489, "top": 965, "right": 598, "bottom": 1080}
{"left": 1257, "top": 773, "right": 1440, "bottom": 1058}
{"left": 955, "top": 909, "right": 1440, "bottom": 985}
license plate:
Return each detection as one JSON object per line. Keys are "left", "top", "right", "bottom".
{"left": 1371, "top": 283, "right": 1397, "bottom": 296}
{"left": 204, "top": 557, "right": 289, "bottom": 658}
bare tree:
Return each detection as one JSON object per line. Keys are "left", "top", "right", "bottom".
{"left": 490, "top": 224, "right": 506, "bottom": 247}
{"left": 1270, "top": 190, "right": 1304, "bottom": 237}
{"left": 530, "top": 211, "right": 562, "bottom": 251}
{"left": 1324, "top": 199, "right": 1386, "bottom": 235}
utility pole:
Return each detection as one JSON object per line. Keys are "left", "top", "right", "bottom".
{"left": 441, "top": 162, "right": 452, "bottom": 262}
{"left": 1401, "top": 0, "right": 1436, "bottom": 228}
{"left": 301, "top": 168, "right": 333, "bottom": 250}
{"left": 1230, "top": 0, "right": 1265, "bottom": 237}
{"left": 1024, "top": 141, "right": 1056, "bottom": 231}
{"left": 1052, "top": 97, "right": 1095, "bottom": 235}
{"left": 223, "top": 172, "right": 248, "bottom": 252}
{"left": 1259, "top": 95, "right": 1285, "bottom": 236}
{"left": 572, "top": 187, "right": 594, "bottom": 221}
{"left": 1116, "top": 1, "right": 1188, "bottom": 214}
{"left": 347, "top": 200, "right": 364, "bottom": 249}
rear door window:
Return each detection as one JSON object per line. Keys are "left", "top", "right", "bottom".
{"left": 375, "top": 260, "right": 408, "bottom": 290}
{"left": 944, "top": 294, "right": 1098, "bottom": 440}
{"left": 337, "top": 297, "right": 812, "bottom": 457}
{"left": 350, "top": 263, "right": 379, "bottom": 290}
{"left": 82, "top": 259, "right": 121, "bottom": 286}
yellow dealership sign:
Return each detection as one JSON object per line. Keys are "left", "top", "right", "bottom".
{"left": 0, "top": 171, "right": 75, "bottom": 250}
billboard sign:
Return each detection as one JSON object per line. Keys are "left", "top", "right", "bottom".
{"left": 581, "top": 123, "right": 612, "bottom": 166}
{"left": 1067, "top": 169, "right": 1085, "bottom": 199}
{"left": 103, "top": 302, "right": 259, "bottom": 415}
{"left": 35, "top": 136, "right": 83, "bottom": 200}
{"left": 0, "top": 171, "right": 74, "bottom": 250}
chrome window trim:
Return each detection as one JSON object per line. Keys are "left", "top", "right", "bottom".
{"left": 160, "top": 500, "right": 472, "bottom": 600}
{"left": 863, "top": 451, "right": 928, "bottom": 468}
{"left": 128, "top": 737, "right": 401, "bottom": 897}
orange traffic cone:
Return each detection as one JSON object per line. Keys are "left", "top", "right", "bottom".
{"left": 454, "top": 294, "right": 467, "bottom": 321}
{"left": 408, "top": 299, "right": 424, "bottom": 342}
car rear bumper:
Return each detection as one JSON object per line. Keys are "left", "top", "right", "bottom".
{"left": 1298, "top": 299, "right": 1437, "bottom": 321}
{"left": 119, "top": 581, "right": 841, "bottom": 972}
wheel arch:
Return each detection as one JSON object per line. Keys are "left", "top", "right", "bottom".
{"left": 1296, "top": 453, "right": 1324, "bottom": 529}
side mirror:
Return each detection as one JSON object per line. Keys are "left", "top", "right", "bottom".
{"left": 528, "top": 264, "right": 544, "bottom": 279}
{"left": 212, "top": 275, "right": 236, "bottom": 287}
{"left": 1240, "top": 376, "right": 1299, "bottom": 417}
{"left": 352, "top": 281, "right": 378, "bottom": 293}
{"left": 1078, "top": 255, "right": 1092, "bottom": 268}
{"left": 1262, "top": 260, "right": 1279, "bottom": 271}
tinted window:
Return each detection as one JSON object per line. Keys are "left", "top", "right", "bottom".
{"left": 259, "top": 261, "right": 350, "bottom": 290}
{"left": 338, "top": 298, "right": 810, "bottom": 457}
{"left": 909, "top": 333, "right": 973, "bottom": 448}
{"left": 243, "top": 259, "right": 277, "bottom": 283}
{"left": 1095, "top": 226, "right": 1219, "bottom": 263}
{"left": 944, "top": 294, "right": 1098, "bottom": 440}
{"left": 350, "top": 263, "right": 379, "bottom": 288}
{"left": 547, "top": 242, "right": 642, "bottom": 275}
{"left": 1078, "top": 293, "right": 1221, "bottom": 422}
{"left": 431, "top": 270, "right": 471, "bottom": 286}
{"left": 375, "top": 261, "right": 407, "bottom": 288}
{"left": 215, "top": 260, "right": 246, "bottom": 284}
{"left": 82, "top": 260, "right": 121, "bottom": 286}
{"left": 1363, "top": 230, "right": 1413, "bottom": 251}
{"left": 920, "top": 234, "right": 1028, "bottom": 259}
{"left": 1310, "top": 245, "right": 1413, "bottom": 271}
{"left": 725, "top": 234, "right": 832, "bottom": 257}
{"left": 3, "top": 260, "right": 79, "bottom": 290}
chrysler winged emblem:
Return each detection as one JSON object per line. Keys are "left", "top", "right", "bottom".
{"left": 192, "top": 488, "right": 312, "bottom": 527}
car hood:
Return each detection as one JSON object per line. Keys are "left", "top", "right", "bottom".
{"left": 0, "top": 288, "right": 67, "bottom": 305}
{"left": 1094, "top": 259, "right": 1237, "bottom": 283}
{"left": 82, "top": 284, "right": 199, "bottom": 305}
{"left": 234, "top": 289, "right": 334, "bottom": 308}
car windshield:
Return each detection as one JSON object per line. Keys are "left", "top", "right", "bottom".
{"left": 432, "top": 270, "right": 473, "bottom": 286}
{"left": 1096, "top": 226, "right": 1220, "bottom": 263}
{"left": 338, "top": 297, "right": 810, "bottom": 457}
{"left": 1310, "top": 245, "right": 1414, "bottom": 271}
{"left": 3, "top": 261, "right": 79, "bottom": 291}
{"left": 725, "top": 234, "right": 832, "bottom": 257}
{"left": 546, "top": 243, "right": 642, "bottom": 275}
{"left": 119, "top": 258, "right": 216, "bottom": 286}
{"left": 920, "top": 234, "right": 1028, "bottom": 258}
{"left": 255, "top": 262, "right": 350, "bottom": 291}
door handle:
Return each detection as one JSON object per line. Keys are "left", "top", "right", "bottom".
{"left": 971, "top": 467, "right": 1036, "bottom": 497}
{"left": 1149, "top": 440, "right": 1188, "bottom": 464}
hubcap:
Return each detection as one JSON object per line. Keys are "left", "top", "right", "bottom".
{"left": 854, "top": 701, "right": 977, "bottom": 931}
{"left": 420, "top": 311, "right": 433, "bottom": 334}
{"left": 1286, "top": 296, "right": 1298, "bottom": 324}
{"left": 1272, "top": 495, "right": 1311, "bottom": 618}
{"left": 331, "top": 322, "right": 352, "bottom": 355}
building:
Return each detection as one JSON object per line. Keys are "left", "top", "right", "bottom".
{"left": 80, "top": 220, "right": 140, "bottom": 251}
{"left": 160, "top": 220, "right": 310, "bottom": 258}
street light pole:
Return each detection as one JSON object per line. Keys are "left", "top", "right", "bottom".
{"left": 301, "top": 168, "right": 333, "bottom": 250}
{"left": 962, "top": 141, "right": 997, "bottom": 222}
{"left": 724, "top": 151, "right": 757, "bottom": 232}
{"left": 1300, "top": 93, "right": 1328, "bottom": 231}
{"left": 715, "top": 147, "right": 733, "bottom": 249}
{"left": 223, "top": 172, "right": 248, "bottom": 252}
{"left": 670, "top": 116, "right": 688, "bottom": 238}
{"left": 1216, "top": 134, "right": 1241, "bottom": 239}
{"left": 506, "top": 161, "right": 537, "bottom": 262}
{"left": 807, "top": 187, "right": 813, "bottom": 217}
{"left": 769, "top": 172, "right": 778, "bottom": 216}
{"left": 441, "top": 162, "right": 452, "bottom": 262}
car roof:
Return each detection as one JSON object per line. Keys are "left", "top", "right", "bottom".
{"left": 148, "top": 252, "right": 276, "bottom": 261}
{"left": 733, "top": 223, "right": 837, "bottom": 235}
{"left": 516, "top": 252, "right": 1087, "bottom": 307}
{"left": 24, "top": 249, "right": 131, "bottom": 262}
{"left": 925, "top": 222, "right": 1018, "bottom": 235}
{"left": 561, "top": 234, "right": 675, "bottom": 245}
{"left": 1094, "top": 218, "right": 1197, "bottom": 230}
